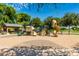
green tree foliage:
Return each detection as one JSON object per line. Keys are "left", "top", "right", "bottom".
{"left": 0, "top": 4, "right": 16, "bottom": 25}
{"left": 0, "top": 4, "right": 5, "bottom": 14}
{"left": 61, "top": 13, "right": 79, "bottom": 34}
{"left": 30, "top": 17, "right": 42, "bottom": 28}
{"left": 16, "top": 13, "right": 31, "bottom": 25}
{"left": 4, "top": 6, "right": 16, "bottom": 23}
{"left": 61, "top": 13, "right": 79, "bottom": 26}
{"left": 44, "top": 16, "right": 53, "bottom": 29}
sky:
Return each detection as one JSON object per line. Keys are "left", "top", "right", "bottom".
{"left": 6, "top": 3, "right": 79, "bottom": 20}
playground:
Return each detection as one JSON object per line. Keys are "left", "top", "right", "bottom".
{"left": 0, "top": 3, "right": 79, "bottom": 56}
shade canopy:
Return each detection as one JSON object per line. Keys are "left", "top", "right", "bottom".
{"left": 3, "top": 23, "right": 22, "bottom": 27}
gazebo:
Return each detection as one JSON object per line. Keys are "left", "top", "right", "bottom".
{"left": 2, "top": 23, "right": 22, "bottom": 34}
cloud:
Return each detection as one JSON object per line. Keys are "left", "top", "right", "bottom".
{"left": 6, "top": 3, "right": 29, "bottom": 11}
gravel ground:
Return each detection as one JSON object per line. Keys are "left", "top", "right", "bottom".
{"left": 0, "top": 46, "right": 79, "bottom": 56}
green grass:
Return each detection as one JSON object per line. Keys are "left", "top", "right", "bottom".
{"left": 61, "top": 29, "right": 79, "bottom": 34}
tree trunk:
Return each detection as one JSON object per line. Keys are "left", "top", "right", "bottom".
{"left": 68, "top": 25, "right": 71, "bottom": 35}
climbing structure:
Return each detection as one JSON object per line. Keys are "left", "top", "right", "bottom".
{"left": 52, "top": 20, "right": 60, "bottom": 37}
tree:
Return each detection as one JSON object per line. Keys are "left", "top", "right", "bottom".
{"left": 16, "top": 13, "right": 31, "bottom": 25}
{"left": 0, "top": 4, "right": 16, "bottom": 24}
{"left": 16, "top": 13, "right": 31, "bottom": 31}
{"left": 44, "top": 16, "right": 53, "bottom": 30}
{"left": 61, "top": 13, "right": 79, "bottom": 34}
{"left": 0, "top": 4, "right": 10, "bottom": 24}
{"left": 0, "top": 4, "right": 6, "bottom": 14}
{"left": 0, "top": 4, "right": 17, "bottom": 32}
{"left": 73, "top": 14, "right": 79, "bottom": 26}
{"left": 30, "top": 17, "right": 42, "bottom": 28}
{"left": 4, "top": 6, "right": 16, "bottom": 23}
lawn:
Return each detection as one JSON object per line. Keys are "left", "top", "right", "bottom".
{"left": 61, "top": 29, "right": 79, "bottom": 35}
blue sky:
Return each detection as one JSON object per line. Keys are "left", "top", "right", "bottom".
{"left": 6, "top": 3, "right": 79, "bottom": 20}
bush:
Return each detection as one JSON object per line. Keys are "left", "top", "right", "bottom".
{"left": 61, "top": 28, "right": 67, "bottom": 30}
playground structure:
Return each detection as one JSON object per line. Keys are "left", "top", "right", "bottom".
{"left": 0, "top": 20, "right": 61, "bottom": 37}
{"left": 52, "top": 20, "right": 60, "bottom": 37}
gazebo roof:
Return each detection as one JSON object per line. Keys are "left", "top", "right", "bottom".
{"left": 4, "top": 23, "right": 22, "bottom": 27}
